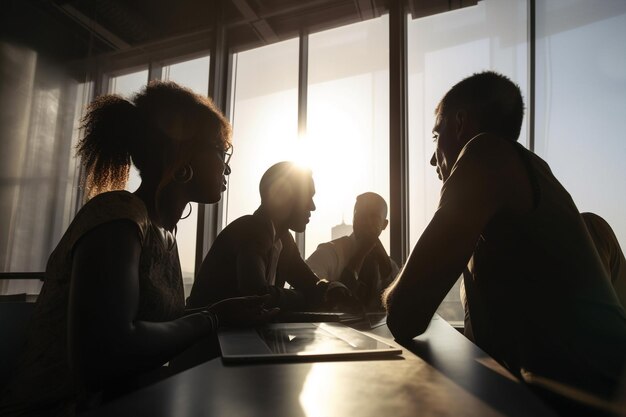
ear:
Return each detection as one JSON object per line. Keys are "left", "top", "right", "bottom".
{"left": 455, "top": 110, "right": 467, "bottom": 140}
{"left": 266, "top": 179, "right": 294, "bottom": 217}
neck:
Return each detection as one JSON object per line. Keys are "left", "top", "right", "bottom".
{"left": 135, "top": 179, "right": 188, "bottom": 232}
{"left": 257, "top": 204, "right": 288, "bottom": 239}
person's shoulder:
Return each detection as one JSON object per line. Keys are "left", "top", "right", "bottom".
{"left": 449, "top": 133, "right": 523, "bottom": 185}
{"left": 329, "top": 235, "right": 353, "bottom": 250}
{"left": 74, "top": 191, "right": 149, "bottom": 237}
{"left": 312, "top": 240, "right": 337, "bottom": 254}
{"left": 223, "top": 213, "right": 271, "bottom": 234}
{"left": 331, "top": 235, "right": 352, "bottom": 244}
{"left": 83, "top": 189, "right": 141, "bottom": 208}
{"left": 582, "top": 212, "right": 611, "bottom": 230}
{"left": 458, "top": 133, "right": 520, "bottom": 163}
{"left": 582, "top": 212, "right": 619, "bottom": 247}
{"left": 310, "top": 236, "right": 350, "bottom": 254}
{"left": 220, "top": 213, "right": 274, "bottom": 250}
{"left": 48, "top": 191, "right": 148, "bottom": 272}
{"left": 222, "top": 214, "right": 256, "bottom": 230}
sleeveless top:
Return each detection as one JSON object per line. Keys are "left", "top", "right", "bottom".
{"left": 463, "top": 138, "right": 626, "bottom": 399}
{"left": 1, "top": 191, "right": 185, "bottom": 416}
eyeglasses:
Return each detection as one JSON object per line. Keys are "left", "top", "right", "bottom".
{"left": 223, "top": 146, "right": 233, "bottom": 166}
{"left": 214, "top": 145, "right": 233, "bottom": 166}
{"left": 214, "top": 145, "right": 233, "bottom": 176}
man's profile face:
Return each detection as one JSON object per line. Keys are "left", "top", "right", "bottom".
{"left": 353, "top": 204, "right": 387, "bottom": 241}
{"left": 287, "top": 177, "right": 316, "bottom": 233}
{"left": 430, "top": 111, "right": 460, "bottom": 182}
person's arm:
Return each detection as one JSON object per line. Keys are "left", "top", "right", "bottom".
{"left": 235, "top": 244, "right": 324, "bottom": 310}
{"left": 278, "top": 235, "right": 330, "bottom": 310}
{"left": 331, "top": 236, "right": 378, "bottom": 299}
{"left": 305, "top": 243, "right": 337, "bottom": 281}
{"left": 383, "top": 136, "right": 512, "bottom": 340}
{"left": 278, "top": 236, "right": 361, "bottom": 312}
{"left": 382, "top": 255, "right": 400, "bottom": 289}
{"left": 68, "top": 220, "right": 214, "bottom": 391}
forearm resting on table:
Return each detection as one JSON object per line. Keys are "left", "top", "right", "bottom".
{"left": 384, "top": 212, "right": 477, "bottom": 340}
{"left": 71, "top": 311, "right": 215, "bottom": 389}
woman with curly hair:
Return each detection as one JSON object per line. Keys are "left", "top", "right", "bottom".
{"left": 1, "top": 81, "right": 274, "bottom": 416}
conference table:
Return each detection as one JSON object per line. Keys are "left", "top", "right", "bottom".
{"left": 84, "top": 315, "right": 557, "bottom": 417}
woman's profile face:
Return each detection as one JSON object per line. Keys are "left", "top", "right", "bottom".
{"left": 186, "top": 120, "right": 230, "bottom": 204}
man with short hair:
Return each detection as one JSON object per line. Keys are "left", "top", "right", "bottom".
{"left": 188, "top": 161, "right": 347, "bottom": 311}
{"left": 383, "top": 71, "right": 626, "bottom": 402}
{"left": 306, "top": 192, "right": 399, "bottom": 311}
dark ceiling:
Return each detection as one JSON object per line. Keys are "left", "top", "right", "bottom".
{"left": 1, "top": 0, "right": 477, "bottom": 68}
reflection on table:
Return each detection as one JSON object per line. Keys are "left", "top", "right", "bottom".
{"left": 82, "top": 315, "right": 557, "bottom": 417}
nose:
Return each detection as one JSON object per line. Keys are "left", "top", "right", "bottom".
{"left": 310, "top": 199, "right": 316, "bottom": 212}
{"left": 224, "top": 163, "right": 231, "bottom": 176}
{"left": 430, "top": 152, "right": 436, "bottom": 167}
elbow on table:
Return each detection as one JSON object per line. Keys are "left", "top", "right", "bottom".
{"left": 386, "top": 306, "right": 430, "bottom": 341}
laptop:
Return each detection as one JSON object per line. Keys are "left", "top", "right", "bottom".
{"left": 218, "top": 322, "right": 401, "bottom": 363}
{"left": 272, "top": 311, "right": 388, "bottom": 329}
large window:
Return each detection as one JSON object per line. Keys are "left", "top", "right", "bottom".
{"left": 223, "top": 39, "right": 300, "bottom": 227}
{"left": 407, "top": 0, "right": 529, "bottom": 322}
{"left": 0, "top": 42, "right": 89, "bottom": 295}
{"left": 224, "top": 18, "right": 390, "bottom": 262}
{"left": 535, "top": 0, "right": 626, "bottom": 248}
{"left": 305, "top": 16, "right": 390, "bottom": 258}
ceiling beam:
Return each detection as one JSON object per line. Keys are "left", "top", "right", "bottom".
{"left": 354, "top": 0, "right": 376, "bottom": 20}
{"left": 252, "top": 19, "right": 279, "bottom": 43}
{"left": 231, "top": 0, "right": 279, "bottom": 44}
{"left": 55, "top": 3, "right": 130, "bottom": 50}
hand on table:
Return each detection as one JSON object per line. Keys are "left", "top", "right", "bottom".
{"left": 324, "top": 282, "right": 364, "bottom": 314}
{"left": 207, "top": 295, "right": 279, "bottom": 327}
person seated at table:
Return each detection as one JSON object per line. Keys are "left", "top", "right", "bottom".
{"left": 306, "top": 192, "right": 399, "bottom": 311}
{"left": 187, "top": 161, "right": 352, "bottom": 311}
{"left": 0, "top": 81, "right": 275, "bottom": 417}
{"left": 382, "top": 71, "right": 626, "bottom": 404}
{"left": 582, "top": 212, "right": 626, "bottom": 310}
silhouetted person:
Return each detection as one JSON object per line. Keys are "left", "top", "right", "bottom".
{"left": 582, "top": 212, "right": 626, "bottom": 311}
{"left": 306, "top": 192, "right": 399, "bottom": 311}
{"left": 0, "top": 81, "right": 274, "bottom": 417}
{"left": 188, "top": 161, "right": 350, "bottom": 311}
{"left": 383, "top": 71, "right": 626, "bottom": 406}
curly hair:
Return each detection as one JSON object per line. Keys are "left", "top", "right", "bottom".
{"left": 76, "top": 80, "right": 232, "bottom": 198}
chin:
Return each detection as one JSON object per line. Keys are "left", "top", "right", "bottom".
{"left": 199, "top": 192, "right": 221, "bottom": 205}
{"left": 209, "top": 194, "right": 222, "bottom": 204}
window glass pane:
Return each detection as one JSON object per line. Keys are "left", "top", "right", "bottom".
{"left": 407, "top": 0, "right": 529, "bottom": 322}
{"left": 109, "top": 70, "right": 149, "bottom": 98}
{"left": 108, "top": 69, "right": 149, "bottom": 193}
{"left": 162, "top": 55, "right": 210, "bottom": 295}
{"left": 224, "top": 39, "right": 299, "bottom": 227}
{"left": 163, "top": 55, "right": 210, "bottom": 94}
{"left": 305, "top": 16, "right": 390, "bottom": 258}
{"left": 0, "top": 42, "right": 89, "bottom": 296}
{"left": 535, "top": 0, "right": 626, "bottom": 248}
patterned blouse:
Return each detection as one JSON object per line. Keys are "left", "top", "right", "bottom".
{"left": 1, "top": 191, "right": 185, "bottom": 416}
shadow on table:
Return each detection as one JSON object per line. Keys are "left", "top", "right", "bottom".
{"left": 398, "top": 320, "right": 558, "bottom": 417}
